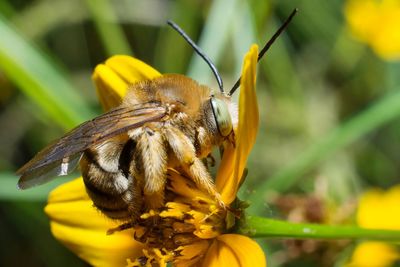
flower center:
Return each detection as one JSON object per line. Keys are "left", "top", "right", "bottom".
{"left": 125, "top": 169, "right": 229, "bottom": 266}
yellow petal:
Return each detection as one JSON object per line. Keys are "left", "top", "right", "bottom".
{"left": 92, "top": 55, "right": 161, "bottom": 111}
{"left": 201, "top": 234, "right": 266, "bottom": 267}
{"left": 45, "top": 178, "right": 143, "bottom": 266}
{"left": 347, "top": 242, "right": 400, "bottom": 267}
{"left": 92, "top": 64, "right": 130, "bottom": 111}
{"left": 357, "top": 185, "right": 400, "bottom": 229}
{"left": 177, "top": 240, "right": 210, "bottom": 260}
{"left": 105, "top": 55, "right": 161, "bottom": 84}
{"left": 215, "top": 143, "right": 235, "bottom": 198}
{"left": 217, "top": 45, "right": 259, "bottom": 204}
{"left": 201, "top": 239, "right": 228, "bottom": 267}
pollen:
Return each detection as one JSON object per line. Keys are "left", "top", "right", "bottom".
{"left": 122, "top": 169, "right": 230, "bottom": 266}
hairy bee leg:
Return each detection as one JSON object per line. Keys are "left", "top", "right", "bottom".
{"left": 136, "top": 128, "right": 167, "bottom": 210}
{"left": 163, "top": 126, "right": 224, "bottom": 206}
{"left": 125, "top": 175, "right": 143, "bottom": 221}
{"left": 185, "top": 159, "right": 224, "bottom": 208}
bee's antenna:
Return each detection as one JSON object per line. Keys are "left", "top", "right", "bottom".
{"left": 167, "top": 20, "right": 224, "bottom": 93}
{"left": 228, "top": 8, "right": 298, "bottom": 96}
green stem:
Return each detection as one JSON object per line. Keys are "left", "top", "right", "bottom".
{"left": 239, "top": 216, "right": 400, "bottom": 241}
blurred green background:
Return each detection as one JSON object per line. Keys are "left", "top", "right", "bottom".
{"left": 1, "top": 0, "right": 400, "bottom": 266}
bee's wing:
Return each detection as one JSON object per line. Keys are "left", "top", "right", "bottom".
{"left": 17, "top": 104, "right": 167, "bottom": 189}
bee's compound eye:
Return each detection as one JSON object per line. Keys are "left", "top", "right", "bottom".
{"left": 210, "top": 97, "right": 233, "bottom": 137}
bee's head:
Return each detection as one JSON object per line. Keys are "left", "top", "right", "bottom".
{"left": 210, "top": 96, "right": 232, "bottom": 137}
{"left": 209, "top": 94, "right": 237, "bottom": 140}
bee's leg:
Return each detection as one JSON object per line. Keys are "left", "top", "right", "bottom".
{"left": 118, "top": 139, "right": 143, "bottom": 222}
{"left": 163, "top": 126, "right": 224, "bottom": 206}
{"left": 124, "top": 174, "right": 143, "bottom": 222}
{"left": 136, "top": 128, "right": 167, "bottom": 210}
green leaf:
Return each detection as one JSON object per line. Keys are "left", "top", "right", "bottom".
{"left": 0, "top": 14, "right": 95, "bottom": 130}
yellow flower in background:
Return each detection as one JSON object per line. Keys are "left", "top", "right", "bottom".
{"left": 347, "top": 186, "right": 400, "bottom": 267}
{"left": 344, "top": 0, "right": 400, "bottom": 60}
{"left": 45, "top": 45, "right": 266, "bottom": 266}
{"left": 348, "top": 242, "right": 399, "bottom": 267}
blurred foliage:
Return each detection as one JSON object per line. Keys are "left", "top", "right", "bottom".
{"left": 1, "top": 0, "right": 400, "bottom": 266}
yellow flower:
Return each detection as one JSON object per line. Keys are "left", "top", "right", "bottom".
{"left": 45, "top": 45, "right": 266, "bottom": 266}
{"left": 344, "top": 0, "right": 400, "bottom": 60}
{"left": 347, "top": 186, "right": 400, "bottom": 267}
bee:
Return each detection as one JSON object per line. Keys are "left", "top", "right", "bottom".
{"left": 17, "top": 10, "right": 297, "bottom": 222}
{"left": 17, "top": 21, "right": 238, "bottom": 221}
